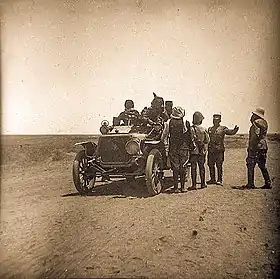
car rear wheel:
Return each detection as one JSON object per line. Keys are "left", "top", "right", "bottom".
{"left": 73, "top": 150, "right": 96, "bottom": 195}
{"left": 145, "top": 149, "right": 164, "bottom": 196}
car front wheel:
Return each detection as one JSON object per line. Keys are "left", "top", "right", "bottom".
{"left": 73, "top": 150, "right": 96, "bottom": 195}
{"left": 145, "top": 149, "right": 164, "bottom": 196}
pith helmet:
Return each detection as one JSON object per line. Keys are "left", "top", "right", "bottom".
{"left": 193, "top": 111, "right": 204, "bottom": 124}
{"left": 252, "top": 107, "right": 265, "bottom": 119}
{"left": 171, "top": 106, "right": 185, "bottom": 119}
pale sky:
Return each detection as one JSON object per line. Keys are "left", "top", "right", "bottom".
{"left": 1, "top": 0, "right": 279, "bottom": 134}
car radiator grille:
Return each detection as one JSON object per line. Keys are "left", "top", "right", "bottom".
{"left": 98, "top": 136, "right": 132, "bottom": 163}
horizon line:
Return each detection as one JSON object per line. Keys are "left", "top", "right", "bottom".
{"left": 1, "top": 132, "right": 280, "bottom": 136}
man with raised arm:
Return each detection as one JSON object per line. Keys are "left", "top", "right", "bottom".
{"left": 207, "top": 113, "right": 239, "bottom": 186}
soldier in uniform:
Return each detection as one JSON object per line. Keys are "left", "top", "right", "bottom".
{"left": 142, "top": 92, "right": 169, "bottom": 123}
{"left": 207, "top": 114, "right": 239, "bottom": 186}
{"left": 118, "top": 99, "right": 140, "bottom": 126}
{"left": 161, "top": 106, "right": 189, "bottom": 193}
{"left": 188, "top": 111, "right": 209, "bottom": 190}
{"left": 244, "top": 108, "right": 271, "bottom": 189}
{"left": 140, "top": 93, "right": 169, "bottom": 139}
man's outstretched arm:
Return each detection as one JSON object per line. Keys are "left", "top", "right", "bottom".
{"left": 225, "top": 125, "right": 239, "bottom": 135}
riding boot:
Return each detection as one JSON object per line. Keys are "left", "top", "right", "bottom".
{"left": 247, "top": 166, "right": 255, "bottom": 188}
{"left": 260, "top": 167, "right": 271, "bottom": 187}
{"left": 199, "top": 165, "right": 206, "bottom": 188}
{"left": 208, "top": 165, "right": 216, "bottom": 182}
{"left": 216, "top": 163, "right": 223, "bottom": 185}
{"left": 188, "top": 164, "right": 197, "bottom": 190}
{"left": 173, "top": 170, "right": 179, "bottom": 192}
{"left": 180, "top": 169, "right": 186, "bottom": 192}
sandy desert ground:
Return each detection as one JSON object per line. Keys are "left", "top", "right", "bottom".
{"left": 1, "top": 135, "right": 280, "bottom": 279}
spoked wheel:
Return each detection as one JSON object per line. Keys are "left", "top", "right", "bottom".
{"left": 73, "top": 150, "right": 96, "bottom": 195}
{"left": 145, "top": 149, "right": 164, "bottom": 196}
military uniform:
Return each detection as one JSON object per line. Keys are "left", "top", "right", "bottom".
{"left": 118, "top": 99, "right": 140, "bottom": 126}
{"left": 118, "top": 109, "right": 140, "bottom": 126}
{"left": 188, "top": 112, "right": 209, "bottom": 190}
{"left": 139, "top": 93, "right": 169, "bottom": 140}
{"left": 161, "top": 107, "right": 189, "bottom": 192}
{"left": 245, "top": 108, "right": 271, "bottom": 189}
{"left": 207, "top": 117, "right": 239, "bottom": 185}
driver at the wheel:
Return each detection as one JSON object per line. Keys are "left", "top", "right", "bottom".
{"left": 161, "top": 106, "right": 190, "bottom": 193}
{"left": 118, "top": 100, "right": 140, "bottom": 126}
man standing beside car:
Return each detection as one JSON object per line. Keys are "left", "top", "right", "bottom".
{"left": 188, "top": 111, "right": 209, "bottom": 191}
{"left": 207, "top": 113, "right": 239, "bottom": 186}
{"left": 161, "top": 106, "right": 189, "bottom": 193}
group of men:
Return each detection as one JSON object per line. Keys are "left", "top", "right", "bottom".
{"left": 117, "top": 94, "right": 272, "bottom": 192}
{"left": 161, "top": 108, "right": 241, "bottom": 192}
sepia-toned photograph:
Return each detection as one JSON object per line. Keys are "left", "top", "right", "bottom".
{"left": 1, "top": 0, "right": 279, "bottom": 278}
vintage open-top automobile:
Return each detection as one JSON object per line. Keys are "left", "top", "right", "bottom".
{"left": 72, "top": 115, "right": 169, "bottom": 196}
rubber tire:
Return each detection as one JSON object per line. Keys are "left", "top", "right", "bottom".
{"left": 145, "top": 149, "right": 164, "bottom": 196}
{"left": 73, "top": 150, "right": 96, "bottom": 195}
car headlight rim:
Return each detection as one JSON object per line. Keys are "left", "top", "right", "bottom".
{"left": 125, "top": 139, "right": 140, "bottom": 155}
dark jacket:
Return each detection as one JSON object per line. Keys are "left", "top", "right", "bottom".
{"left": 161, "top": 118, "right": 190, "bottom": 152}
{"left": 141, "top": 107, "right": 169, "bottom": 123}
{"left": 248, "top": 119, "right": 268, "bottom": 151}
{"left": 169, "top": 118, "right": 189, "bottom": 149}
{"left": 190, "top": 124, "right": 209, "bottom": 155}
{"left": 208, "top": 125, "right": 238, "bottom": 152}
{"left": 118, "top": 109, "right": 140, "bottom": 125}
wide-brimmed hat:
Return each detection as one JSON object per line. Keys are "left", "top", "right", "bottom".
{"left": 252, "top": 107, "right": 265, "bottom": 119}
{"left": 171, "top": 106, "right": 185, "bottom": 119}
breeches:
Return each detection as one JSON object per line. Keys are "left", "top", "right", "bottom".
{"left": 169, "top": 147, "right": 189, "bottom": 172}
{"left": 190, "top": 154, "right": 206, "bottom": 186}
{"left": 207, "top": 151, "right": 224, "bottom": 181}
{"left": 246, "top": 149, "right": 267, "bottom": 169}
{"left": 207, "top": 151, "right": 224, "bottom": 166}
{"left": 246, "top": 149, "right": 270, "bottom": 185}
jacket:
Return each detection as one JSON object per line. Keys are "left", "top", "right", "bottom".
{"left": 248, "top": 118, "right": 268, "bottom": 151}
{"left": 208, "top": 125, "right": 238, "bottom": 152}
{"left": 190, "top": 124, "right": 209, "bottom": 155}
{"left": 161, "top": 118, "right": 189, "bottom": 152}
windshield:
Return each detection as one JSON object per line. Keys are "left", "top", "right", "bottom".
{"left": 106, "top": 124, "right": 155, "bottom": 136}
{"left": 108, "top": 126, "right": 132, "bottom": 134}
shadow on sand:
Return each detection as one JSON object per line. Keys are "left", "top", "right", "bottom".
{"left": 231, "top": 185, "right": 271, "bottom": 190}
{"left": 62, "top": 176, "right": 179, "bottom": 198}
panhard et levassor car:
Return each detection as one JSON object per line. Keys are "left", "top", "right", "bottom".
{"left": 72, "top": 114, "right": 169, "bottom": 196}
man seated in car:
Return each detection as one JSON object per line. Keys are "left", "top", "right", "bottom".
{"left": 141, "top": 92, "right": 169, "bottom": 125}
{"left": 118, "top": 99, "right": 140, "bottom": 126}
{"left": 138, "top": 92, "right": 169, "bottom": 140}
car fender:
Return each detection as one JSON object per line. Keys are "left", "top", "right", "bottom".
{"left": 74, "top": 141, "right": 97, "bottom": 156}
{"left": 142, "top": 140, "right": 167, "bottom": 166}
